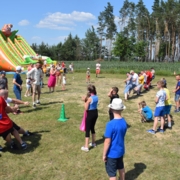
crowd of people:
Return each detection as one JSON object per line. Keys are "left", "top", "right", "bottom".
{"left": 1, "top": 60, "right": 180, "bottom": 180}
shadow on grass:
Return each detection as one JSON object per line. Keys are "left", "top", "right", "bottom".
{"left": 41, "top": 101, "right": 63, "bottom": 106}
{"left": 23, "top": 106, "right": 48, "bottom": 113}
{"left": 97, "top": 76, "right": 105, "bottom": 78}
{"left": 56, "top": 89, "right": 68, "bottom": 92}
{"left": 3, "top": 130, "right": 50, "bottom": 154}
{"left": 126, "top": 163, "right": 147, "bottom": 180}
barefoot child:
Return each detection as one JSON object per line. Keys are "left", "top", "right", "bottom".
{"left": 138, "top": 101, "right": 153, "bottom": 122}
{"left": 147, "top": 81, "right": 166, "bottom": 134}
{"left": 103, "top": 98, "right": 127, "bottom": 180}
{"left": 62, "top": 74, "right": 66, "bottom": 90}
{"left": 108, "top": 87, "right": 119, "bottom": 120}
{"left": 24, "top": 77, "right": 31, "bottom": 97}
{"left": 86, "top": 68, "right": 90, "bottom": 83}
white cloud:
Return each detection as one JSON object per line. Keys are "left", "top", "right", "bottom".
{"left": 57, "top": 36, "right": 68, "bottom": 42}
{"left": 114, "top": 16, "right": 120, "bottom": 24}
{"left": 36, "top": 11, "right": 96, "bottom": 30}
{"left": 18, "top": 20, "right": 30, "bottom": 26}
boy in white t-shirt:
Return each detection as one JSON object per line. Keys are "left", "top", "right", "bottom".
{"left": 147, "top": 81, "right": 166, "bottom": 134}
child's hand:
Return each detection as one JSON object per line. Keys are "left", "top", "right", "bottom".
{"left": 82, "top": 96, "right": 86, "bottom": 101}
{"left": 24, "top": 102, "right": 30, "bottom": 106}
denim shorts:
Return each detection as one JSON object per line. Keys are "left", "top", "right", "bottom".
{"left": 13, "top": 89, "right": 21, "bottom": 100}
{"left": 154, "top": 106, "right": 165, "bottom": 117}
{"left": 164, "top": 105, "right": 172, "bottom": 115}
{"left": 105, "top": 156, "right": 124, "bottom": 177}
{"left": 174, "top": 94, "right": 180, "bottom": 102}
{"left": 124, "top": 84, "right": 132, "bottom": 94}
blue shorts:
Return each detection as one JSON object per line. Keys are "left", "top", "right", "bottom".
{"left": 174, "top": 94, "right": 180, "bottom": 102}
{"left": 154, "top": 106, "right": 165, "bottom": 117}
{"left": 124, "top": 84, "right": 132, "bottom": 94}
{"left": 105, "top": 156, "right": 124, "bottom": 177}
{"left": 164, "top": 105, "right": 172, "bottom": 115}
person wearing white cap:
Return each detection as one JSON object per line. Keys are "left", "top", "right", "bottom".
{"left": 13, "top": 66, "right": 23, "bottom": 100}
{"left": 103, "top": 98, "right": 127, "bottom": 180}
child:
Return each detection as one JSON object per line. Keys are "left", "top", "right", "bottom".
{"left": 138, "top": 101, "right": 153, "bottom": 122}
{"left": 24, "top": 77, "right": 31, "bottom": 97}
{"left": 103, "top": 98, "right": 127, "bottom": 180}
{"left": 108, "top": 87, "right": 119, "bottom": 120}
{"left": 0, "top": 96, "right": 27, "bottom": 150}
{"left": 62, "top": 74, "right": 66, "bottom": 90}
{"left": 86, "top": 68, "right": 90, "bottom": 83}
{"left": 0, "top": 71, "right": 8, "bottom": 90}
{"left": 173, "top": 75, "right": 180, "bottom": 113}
{"left": 163, "top": 84, "right": 172, "bottom": 129}
{"left": 147, "top": 81, "right": 166, "bottom": 134}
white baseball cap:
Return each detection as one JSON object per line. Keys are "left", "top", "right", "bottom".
{"left": 108, "top": 98, "right": 126, "bottom": 110}
{"left": 87, "top": 68, "right": 90, "bottom": 70}
{"left": 16, "top": 66, "right": 22, "bottom": 71}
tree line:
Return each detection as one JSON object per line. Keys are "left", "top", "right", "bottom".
{"left": 31, "top": 0, "right": 180, "bottom": 62}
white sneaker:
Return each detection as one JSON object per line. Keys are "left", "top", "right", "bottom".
{"left": 81, "top": 146, "right": 89, "bottom": 152}
{"left": 24, "top": 95, "right": 27, "bottom": 97}
{"left": 89, "top": 142, "right": 97, "bottom": 147}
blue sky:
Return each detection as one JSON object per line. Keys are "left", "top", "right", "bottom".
{"left": 1, "top": 0, "right": 154, "bottom": 45}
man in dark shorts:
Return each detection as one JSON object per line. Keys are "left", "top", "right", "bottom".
{"left": 103, "top": 98, "right": 127, "bottom": 180}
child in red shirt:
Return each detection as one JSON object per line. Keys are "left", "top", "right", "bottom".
{"left": 0, "top": 97, "right": 27, "bottom": 150}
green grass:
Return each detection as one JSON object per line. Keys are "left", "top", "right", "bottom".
{"left": 72, "top": 61, "right": 180, "bottom": 76}
{"left": 0, "top": 73, "right": 180, "bottom": 180}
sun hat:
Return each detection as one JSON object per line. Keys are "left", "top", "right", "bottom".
{"left": 16, "top": 66, "right": 22, "bottom": 71}
{"left": 1, "top": 71, "right": 6, "bottom": 75}
{"left": 108, "top": 98, "right": 126, "bottom": 110}
{"left": 87, "top": 68, "right": 90, "bottom": 70}
{"left": 130, "top": 70, "right": 134, "bottom": 74}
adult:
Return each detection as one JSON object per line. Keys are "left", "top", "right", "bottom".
{"left": 48, "top": 65, "right": 57, "bottom": 92}
{"left": 81, "top": 85, "right": 98, "bottom": 152}
{"left": 130, "top": 70, "right": 139, "bottom": 91}
{"left": 13, "top": 66, "right": 23, "bottom": 100}
{"left": 96, "top": 62, "right": 101, "bottom": 77}
{"left": 124, "top": 72, "right": 133, "bottom": 101}
{"left": 27, "top": 62, "right": 43, "bottom": 108}
{"left": 56, "top": 63, "right": 61, "bottom": 86}
{"left": 0, "top": 71, "right": 8, "bottom": 90}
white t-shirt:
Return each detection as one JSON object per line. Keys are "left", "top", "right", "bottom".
{"left": 143, "top": 73, "right": 147, "bottom": 83}
{"left": 27, "top": 68, "right": 43, "bottom": 85}
{"left": 6, "top": 97, "right": 12, "bottom": 106}
{"left": 96, "top": 63, "right": 101, "bottom": 70}
{"left": 156, "top": 90, "right": 166, "bottom": 107}
{"left": 132, "top": 73, "right": 139, "bottom": 86}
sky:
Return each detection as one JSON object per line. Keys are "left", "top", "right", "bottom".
{"left": 1, "top": 0, "right": 154, "bottom": 45}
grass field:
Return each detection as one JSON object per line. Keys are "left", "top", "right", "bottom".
{"left": 0, "top": 72, "right": 180, "bottom": 180}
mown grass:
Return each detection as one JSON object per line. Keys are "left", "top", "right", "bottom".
{"left": 0, "top": 72, "right": 180, "bottom": 180}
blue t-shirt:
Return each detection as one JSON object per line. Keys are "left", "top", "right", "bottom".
{"left": 88, "top": 95, "right": 98, "bottom": 110}
{"left": 142, "top": 106, "right": 153, "bottom": 120}
{"left": 156, "top": 89, "right": 166, "bottom": 107}
{"left": 13, "top": 73, "right": 23, "bottom": 91}
{"left": 104, "top": 118, "right": 127, "bottom": 158}
{"left": 176, "top": 81, "right": 180, "bottom": 95}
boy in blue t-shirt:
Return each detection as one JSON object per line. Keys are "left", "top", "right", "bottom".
{"left": 173, "top": 75, "right": 180, "bottom": 113}
{"left": 103, "top": 98, "right": 127, "bottom": 180}
{"left": 147, "top": 81, "right": 166, "bottom": 134}
{"left": 138, "top": 101, "right": 153, "bottom": 122}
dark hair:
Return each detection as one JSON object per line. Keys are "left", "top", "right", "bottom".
{"left": 87, "top": 85, "right": 97, "bottom": 95}
{"left": 112, "top": 87, "right": 119, "bottom": 93}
